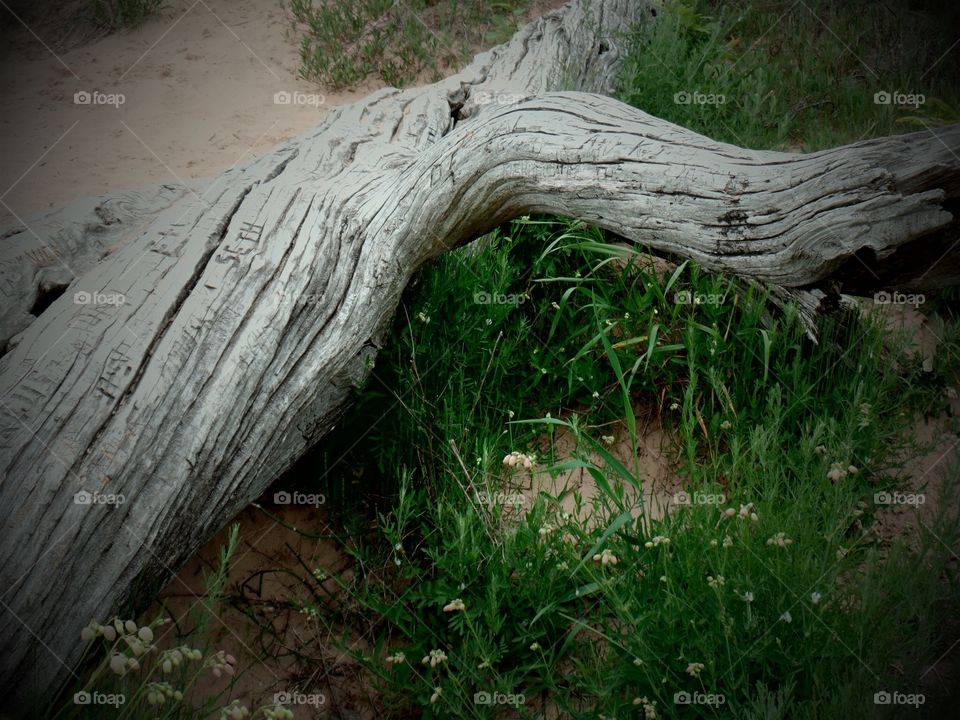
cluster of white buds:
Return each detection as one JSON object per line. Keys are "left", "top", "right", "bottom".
{"left": 686, "top": 662, "right": 705, "bottom": 677}
{"left": 592, "top": 548, "right": 619, "bottom": 566}
{"left": 219, "top": 700, "right": 250, "bottom": 719}
{"left": 421, "top": 649, "right": 448, "bottom": 667}
{"left": 442, "top": 598, "right": 465, "bottom": 612}
{"left": 719, "top": 502, "right": 759, "bottom": 525}
{"left": 262, "top": 705, "right": 294, "bottom": 720}
{"left": 121, "top": 628, "right": 154, "bottom": 658}
{"left": 205, "top": 650, "right": 237, "bottom": 678}
{"left": 159, "top": 646, "right": 203, "bottom": 674}
{"left": 766, "top": 532, "right": 793, "bottom": 548}
{"left": 80, "top": 622, "right": 115, "bottom": 643}
{"left": 109, "top": 653, "right": 139, "bottom": 675}
{"left": 827, "top": 462, "right": 859, "bottom": 482}
{"left": 81, "top": 617, "right": 159, "bottom": 647}
{"left": 502, "top": 451, "right": 535, "bottom": 469}
{"left": 145, "top": 682, "right": 183, "bottom": 706}
{"left": 706, "top": 575, "right": 725, "bottom": 589}
{"left": 633, "top": 696, "right": 657, "bottom": 719}
{"left": 644, "top": 535, "right": 670, "bottom": 548}
{"left": 80, "top": 617, "right": 163, "bottom": 676}
{"left": 385, "top": 651, "right": 406, "bottom": 665}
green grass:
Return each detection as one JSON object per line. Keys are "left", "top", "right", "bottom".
{"left": 286, "top": 0, "right": 530, "bottom": 89}
{"left": 293, "top": 218, "right": 959, "bottom": 719}
{"left": 88, "top": 0, "right": 163, "bottom": 30}
{"left": 617, "top": 0, "right": 960, "bottom": 150}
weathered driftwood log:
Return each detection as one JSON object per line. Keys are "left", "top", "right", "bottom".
{"left": 0, "top": 0, "right": 654, "bottom": 708}
{"left": 0, "top": 0, "right": 958, "bottom": 710}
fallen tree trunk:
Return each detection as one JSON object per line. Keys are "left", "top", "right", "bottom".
{"left": 0, "top": 0, "right": 958, "bottom": 709}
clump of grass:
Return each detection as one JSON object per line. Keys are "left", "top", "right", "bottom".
{"left": 617, "top": 0, "right": 960, "bottom": 150}
{"left": 286, "top": 0, "right": 531, "bottom": 89}
{"left": 88, "top": 0, "right": 163, "bottom": 30}
{"left": 293, "top": 213, "right": 958, "bottom": 718}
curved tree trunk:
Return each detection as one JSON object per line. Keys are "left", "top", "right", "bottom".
{"left": 0, "top": 0, "right": 958, "bottom": 709}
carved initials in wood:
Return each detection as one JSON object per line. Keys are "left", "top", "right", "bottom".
{"left": 98, "top": 341, "right": 134, "bottom": 399}
{"left": 222, "top": 221, "right": 264, "bottom": 257}
{"left": 70, "top": 304, "right": 115, "bottom": 332}
{"left": 4, "top": 369, "right": 56, "bottom": 419}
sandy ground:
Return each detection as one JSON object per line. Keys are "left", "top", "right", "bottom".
{"left": 0, "top": 0, "right": 383, "bottom": 228}
{"left": 0, "top": 0, "right": 568, "bottom": 229}
{"left": 149, "top": 504, "right": 377, "bottom": 719}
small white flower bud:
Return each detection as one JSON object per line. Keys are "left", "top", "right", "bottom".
{"left": 109, "top": 654, "right": 127, "bottom": 675}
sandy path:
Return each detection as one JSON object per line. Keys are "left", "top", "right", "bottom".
{"left": 0, "top": 0, "right": 382, "bottom": 228}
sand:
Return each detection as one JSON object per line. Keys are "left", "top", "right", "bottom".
{"left": 0, "top": 0, "right": 382, "bottom": 228}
